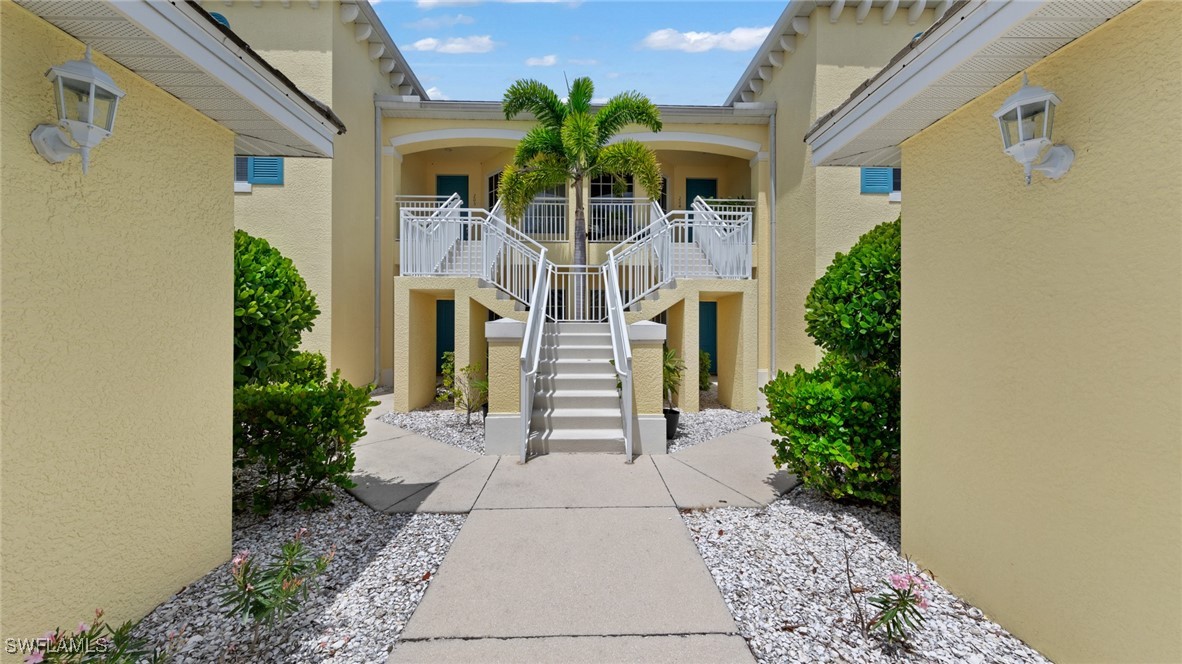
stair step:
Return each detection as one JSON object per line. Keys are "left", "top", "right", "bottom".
{"left": 540, "top": 373, "right": 619, "bottom": 390}
{"left": 536, "top": 390, "right": 621, "bottom": 409}
{"left": 544, "top": 333, "right": 613, "bottom": 348}
{"left": 548, "top": 322, "right": 610, "bottom": 334}
{"left": 532, "top": 428, "right": 625, "bottom": 454}
{"left": 530, "top": 408, "right": 624, "bottom": 430}
{"left": 541, "top": 345, "right": 615, "bottom": 360}
{"left": 538, "top": 358, "right": 615, "bottom": 375}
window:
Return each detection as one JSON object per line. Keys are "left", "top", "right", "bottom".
{"left": 234, "top": 156, "right": 284, "bottom": 187}
{"left": 590, "top": 174, "right": 632, "bottom": 199}
{"left": 860, "top": 167, "right": 900, "bottom": 195}
{"left": 487, "top": 172, "right": 501, "bottom": 207}
{"left": 658, "top": 176, "right": 669, "bottom": 211}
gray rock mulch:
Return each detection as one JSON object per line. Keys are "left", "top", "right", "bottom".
{"left": 134, "top": 488, "right": 464, "bottom": 663}
{"left": 668, "top": 382, "right": 762, "bottom": 452}
{"left": 683, "top": 489, "right": 1050, "bottom": 664}
{"left": 378, "top": 400, "right": 484, "bottom": 455}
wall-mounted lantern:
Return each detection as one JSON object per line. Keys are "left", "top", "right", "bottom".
{"left": 993, "top": 73, "right": 1074, "bottom": 185}
{"left": 30, "top": 46, "right": 125, "bottom": 174}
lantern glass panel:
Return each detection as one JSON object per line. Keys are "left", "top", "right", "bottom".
{"left": 1017, "top": 100, "right": 1048, "bottom": 142}
{"left": 92, "top": 86, "right": 119, "bottom": 132}
{"left": 60, "top": 77, "right": 93, "bottom": 124}
{"left": 1043, "top": 102, "right": 1055, "bottom": 142}
{"left": 998, "top": 107, "right": 1020, "bottom": 149}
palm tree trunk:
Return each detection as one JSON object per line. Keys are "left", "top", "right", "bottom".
{"left": 572, "top": 176, "right": 587, "bottom": 319}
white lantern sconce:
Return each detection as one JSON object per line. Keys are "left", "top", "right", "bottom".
{"left": 30, "top": 46, "right": 125, "bottom": 174}
{"left": 993, "top": 73, "right": 1074, "bottom": 185}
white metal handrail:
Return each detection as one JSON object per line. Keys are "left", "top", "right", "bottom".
{"left": 603, "top": 252, "right": 634, "bottom": 462}
{"left": 691, "top": 197, "right": 753, "bottom": 279}
{"left": 519, "top": 248, "right": 550, "bottom": 463}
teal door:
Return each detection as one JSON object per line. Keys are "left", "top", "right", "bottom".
{"left": 436, "top": 175, "right": 470, "bottom": 238}
{"left": 699, "top": 301, "right": 717, "bottom": 377}
{"left": 685, "top": 178, "right": 717, "bottom": 241}
{"left": 436, "top": 300, "right": 455, "bottom": 375}
{"left": 435, "top": 174, "right": 469, "bottom": 205}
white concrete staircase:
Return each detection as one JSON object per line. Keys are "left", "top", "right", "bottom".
{"left": 531, "top": 322, "right": 626, "bottom": 453}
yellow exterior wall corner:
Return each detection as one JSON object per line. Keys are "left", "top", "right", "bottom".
{"left": 899, "top": 3, "right": 1182, "bottom": 661}
{"left": 1, "top": 3, "right": 232, "bottom": 646}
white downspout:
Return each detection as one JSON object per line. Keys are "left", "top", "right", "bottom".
{"left": 768, "top": 108, "right": 778, "bottom": 379}
{"left": 373, "top": 99, "right": 383, "bottom": 386}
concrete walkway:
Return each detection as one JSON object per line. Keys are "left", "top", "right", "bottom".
{"left": 350, "top": 395, "right": 795, "bottom": 663}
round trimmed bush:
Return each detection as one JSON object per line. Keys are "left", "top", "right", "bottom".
{"left": 234, "top": 230, "right": 320, "bottom": 386}
{"left": 805, "top": 218, "right": 900, "bottom": 370}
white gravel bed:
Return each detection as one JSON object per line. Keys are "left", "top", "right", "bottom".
{"left": 378, "top": 401, "right": 484, "bottom": 455}
{"left": 134, "top": 488, "right": 464, "bottom": 663}
{"left": 683, "top": 490, "right": 1049, "bottom": 663}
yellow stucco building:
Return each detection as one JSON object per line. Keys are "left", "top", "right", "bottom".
{"left": 0, "top": 0, "right": 340, "bottom": 651}
{"left": 208, "top": 0, "right": 934, "bottom": 457}
{"left": 806, "top": 1, "right": 1181, "bottom": 661}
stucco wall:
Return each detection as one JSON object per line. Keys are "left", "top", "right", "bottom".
{"left": 757, "top": 5, "right": 931, "bottom": 372}
{"left": 0, "top": 3, "right": 232, "bottom": 645}
{"left": 900, "top": 3, "right": 1181, "bottom": 662}
{"left": 206, "top": 1, "right": 336, "bottom": 369}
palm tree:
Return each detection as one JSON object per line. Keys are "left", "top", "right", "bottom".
{"left": 498, "top": 77, "right": 663, "bottom": 272}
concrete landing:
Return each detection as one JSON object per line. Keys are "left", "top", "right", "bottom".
{"left": 390, "top": 634, "right": 753, "bottom": 663}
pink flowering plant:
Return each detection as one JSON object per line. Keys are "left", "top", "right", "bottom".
{"left": 867, "top": 572, "right": 930, "bottom": 643}
{"left": 219, "top": 528, "right": 335, "bottom": 631}
{"left": 19, "top": 608, "right": 166, "bottom": 663}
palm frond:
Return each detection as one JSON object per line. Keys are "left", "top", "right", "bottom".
{"left": 502, "top": 79, "right": 565, "bottom": 130}
{"left": 594, "top": 92, "right": 663, "bottom": 144}
{"left": 560, "top": 111, "right": 598, "bottom": 168}
{"left": 513, "top": 125, "right": 564, "bottom": 167}
{"left": 497, "top": 157, "right": 569, "bottom": 221}
{"left": 567, "top": 77, "right": 594, "bottom": 115}
{"left": 593, "top": 140, "right": 662, "bottom": 201}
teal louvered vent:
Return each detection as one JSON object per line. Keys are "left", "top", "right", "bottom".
{"left": 249, "top": 158, "right": 283, "bottom": 185}
{"left": 860, "top": 167, "right": 893, "bottom": 194}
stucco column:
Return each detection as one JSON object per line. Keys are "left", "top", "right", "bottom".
{"left": 484, "top": 318, "right": 523, "bottom": 456}
{"left": 380, "top": 150, "right": 402, "bottom": 387}
{"left": 628, "top": 321, "right": 668, "bottom": 454}
{"left": 393, "top": 281, "right": 436, "bottom": 412}
{"left": 676, "top": 291, "right": 700, "bottom": 413}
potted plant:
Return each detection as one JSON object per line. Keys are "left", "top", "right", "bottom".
{"left": 663, "top": 346, "right": 686, "bottom": 440}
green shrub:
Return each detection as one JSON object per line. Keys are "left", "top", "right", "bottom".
{"left": 284, "top": 351, "right": 328, "bottom": 386}
{"left": 699, "top": 350, "right": 712, "bottom": 391}
{"left": 762, "top": 355, "right": 900, "bottom": 505}
{"left": 233, "top": 372, "right": 376, "bottom": 513}
{"left": 234, "top": 230, "right": 320, "bottom": 386}
{"left": 805, "top": 218, "right": 900, "bottom": 370}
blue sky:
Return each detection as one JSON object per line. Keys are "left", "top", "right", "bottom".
{"left": 372, "top": 1, "right": 785, "bottom": 105}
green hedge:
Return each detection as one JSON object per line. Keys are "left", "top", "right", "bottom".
{"left": 763, "top": 217, "right": 902, "bottom": 506}
{"left": 233, "top": 372, "right": 376, "bottom": 512}
{"left": 763, "top": 356, "right": 900, "bottom": 505}
{"left": 805, "top": 218, "right": 900, "bottom": 371}
{"left": 234, "top": 230, "right": 320, "bottom": 386}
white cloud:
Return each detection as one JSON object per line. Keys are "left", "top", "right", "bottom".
{"left": 409, "top": 35, "right": 496, "bottom": 54}
{"left": 605, "top": 72, "right": 621, "bottom": 79}
{"left": 525, "top": 54, "right": 558, "bottom": 67}
{"left": 406, "top": 14, "right": 475, "bottom": 30}
{"left": 426, "top": 86, "right": 451, "bottom": 100}
{"left": 416, "top": 0, "right": 479, "bottom": 7}
{"left": 568, "top": 58, "right": 598, "bottom": 66}
{"left": 640, "top": 26, "right": 770, "bottom": 53}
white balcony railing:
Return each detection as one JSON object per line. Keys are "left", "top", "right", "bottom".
{"left": 520, "top": 196, "right": 567, "bottom": 242}
{"left": 588, "top": 197, "right": 652, "bottom": 243}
